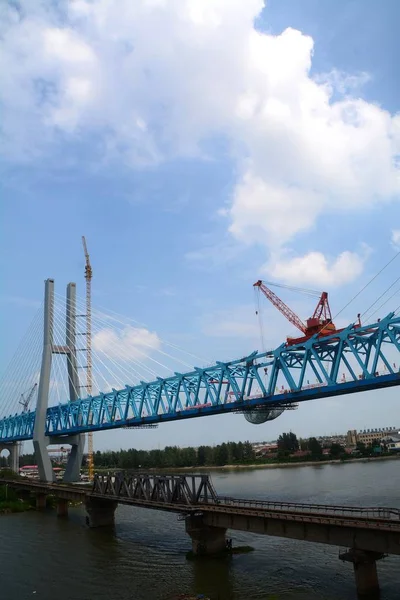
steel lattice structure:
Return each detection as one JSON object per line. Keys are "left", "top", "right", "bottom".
{"left": 92, "top": 473, "right": 218, "bottom": 505}
{"left": 1, "top": 313, "right": 399, "bottom": 443}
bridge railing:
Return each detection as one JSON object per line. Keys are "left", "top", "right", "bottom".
{"left": 215, "top": 497, "right": 400, "bottom": 521}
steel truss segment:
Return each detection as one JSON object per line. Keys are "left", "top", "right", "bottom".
{"left": 91, "top": 473, "right": 219, "bottom": 505}
{"left": 0, "top": 314, "right": 399, "bottom": 442}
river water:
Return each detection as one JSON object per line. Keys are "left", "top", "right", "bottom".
{"left": 1, "top": 459, "right": 399, "bottom": 600}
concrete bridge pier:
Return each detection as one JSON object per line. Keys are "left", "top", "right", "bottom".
{"left": 9, "top": 443, "right": 19, "bottom": 473}
{"left": 35, "top": 493, "right": 47, "bottom": 510}
{"left": 85, "top": 498, "right": 117, "bottom": 527}
{"left": 56, "top": 498, "right": 69, "bottom": 518}
{"left": 0, "top": 442, "right": 19, "bottom": 474}
{"left": 340, "top": 548, "right": 383, "bottom": 598}
{"left": 185, "top": 514, "right": 227, "bottom": 555}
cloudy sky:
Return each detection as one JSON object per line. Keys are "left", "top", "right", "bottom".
{"left": 1, "top": 0, "right": 399, "bottom": 451}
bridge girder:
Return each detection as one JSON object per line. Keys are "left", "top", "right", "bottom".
{"left": 92, "top": 473, "right": 218, "bottom": 505}
{"left": 0, "top": 313, "right": 399, "bottom": 442}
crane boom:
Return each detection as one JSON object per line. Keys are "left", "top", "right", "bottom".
{"left": 19, "top": 383, "right": 38, "bottom": 412}
{"left": 254, "top": 280, "right": 307, "bottom": 334}
{"left": 82, "top": 236, "right": 94, "bottom": 481}
{"left": 254, "top": 280, "right": 340, "bottom": 345}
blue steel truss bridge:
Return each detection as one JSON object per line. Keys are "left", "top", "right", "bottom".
{"left": 0, "top": 278, "right": 399, "bottom": 482}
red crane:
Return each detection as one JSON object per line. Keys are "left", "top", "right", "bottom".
{"left": 253, "top": 280, "right": 338, "bottom": 345}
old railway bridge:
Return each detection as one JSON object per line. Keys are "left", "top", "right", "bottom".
{"left": 3, "top": 472, "right": 400, "bottom": 598}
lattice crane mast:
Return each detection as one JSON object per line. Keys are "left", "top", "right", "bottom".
{"left": 253, "top": 280, "right": 338, "bottom": 345}
{"left": 19, "top": 383, "right": 38, "bottom": 412}
{"left": 82, "top": 236, "right": 94, "bottom": 481}
{"left": 17, "top": 382, "right": 38, "bottom": 460}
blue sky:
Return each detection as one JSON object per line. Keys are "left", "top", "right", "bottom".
{"left": 1, "top": 0, "right": 399, "bottom": 451}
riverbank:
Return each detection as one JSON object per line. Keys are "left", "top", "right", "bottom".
{"left": 147, "top": 453, "right": 400, "bottom": 472}
{"left": 0, "top": 500, "right": 31, "bottom": 514}
{"left": 0, "top": 483, "right": 58, "bottom": 514}
{"left": 0, "top": 482, "right": 32, "bottom": 514}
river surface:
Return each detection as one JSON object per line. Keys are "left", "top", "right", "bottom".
{"left": 1, "top": 459, "right": 399, "bottom": 600}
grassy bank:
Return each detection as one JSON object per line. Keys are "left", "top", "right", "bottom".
{"left": 91, "top": 453, "right": 399, "bottom": 474}
{"left": 172, "top": 453, "right": 400, "bottom": 472}
{"left": 0, "top": 498, "right": 31, "bottom": 514}
{"left": 0, "top": 484, "right": 31, "bottom": 514}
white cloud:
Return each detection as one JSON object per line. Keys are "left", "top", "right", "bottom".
{"left": 314, "top": 69, "right": 371, "bottom": 96}
{"left": 266, "top": 249, "right": 367, "bottom": 287}
{"left": 229, "top": 174, "right": 322, "bottom": 247}
{"left": 93, "top": 325, "right": 161, "bottom": 361}
{"left": 391, "top": 229, "right": 400, "bottom": 251}
{"left": 1, "top": 0, "right": 399, "bottom": 273}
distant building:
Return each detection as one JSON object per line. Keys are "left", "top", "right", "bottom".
{"left": 253, "top": 443, "right": 278, "bottom": 456}
{"left": 346, "top": 427, "right": 399, "bottom": 447}
{"left": 381, "top": 435, "right": 400, "bottom": 452}
{"left": 290, "top": 450, "right": 311, "bottom": 458}
{"left": 346, "top": 430, "right": 358, "bottom": 447}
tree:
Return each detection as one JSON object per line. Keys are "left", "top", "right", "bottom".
{"left": 243, "top": 441, "right": 255, "bottom": 462}
{"left": 197, "top": 446, "right": 207, "bottom": 466}
{"left": 215, "top": 443, "right": 229, "bottom": 466}
{"left": 277, "top": 432, "right": 299, "bottom": 453}
{"left": 356, "top": 441, "right": 368, "bottom": 456}
{"left": 308, "top": 437, "right": 323, "bottom": 459}
{"left": 232, "top": 441, "right": 244, "bottom": 463}
{"left": 329, "top": 443, "right": 343, "bottom": 459}
{"left": 369, "top": 438, "right": 380, "bottom": 449}
{"left": 299, "top": 438, "right": 309, "bottom": 451}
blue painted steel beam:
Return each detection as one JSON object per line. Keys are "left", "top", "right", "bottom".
{"left": 1, "top": 313, "right": 399, "bottom": 443}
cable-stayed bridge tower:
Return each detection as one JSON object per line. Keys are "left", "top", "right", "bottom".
{"left": 33, "top": 279, "right": 84, "bottom": 482}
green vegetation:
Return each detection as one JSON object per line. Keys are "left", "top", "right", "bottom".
{"left": 329, "top": 443, "right": 343, "bottom": 459}
{"left": 91, "top": 441, "right": 256, "bottom": 469}
{"left": 308, "top": 437, "right": 323, "bottom": 459}
{"left": 85, "top": 434, "right": 396, "bottom": 470}
{"left": 0, "top": 481, "right": 30, "bottom": 514}
{"left": 17, "top": 432, "right": 395, "bottom": 475}
{"left": 0, "top": 468, "right": 20, "bottom": 480}
{"left": 277, "top": 433, "right": 323, "bottom": 461}
{"left": 277, "top": 432, "right": 299, "bottom": 455}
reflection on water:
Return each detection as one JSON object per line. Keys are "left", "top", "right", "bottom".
{"left": 0, "top": 459, "right": 399, "bottom": 600}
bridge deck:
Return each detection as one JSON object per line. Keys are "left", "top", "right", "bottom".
{"left": 4, "top": 476, "right": 400, "bottom": 554}
{"left": 5, "top": 478, "right": 400, "bottom": 533}
{"left": 1, "top": 313, "right": 398, "bottom": 443}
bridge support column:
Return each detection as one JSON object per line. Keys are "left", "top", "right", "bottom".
{"left": 35, "top": 493, "right": 47, "bottom": 510}
{"left": 34, "top": 280, "right": 84, "bottom": 483}
{"left": 0, "top": 442, "right": 19, "bottom": 474}
{"left": 185, "top": 514, "right": 227, "bottom": 556}
{"left": 33, "top": 279, "right": 56, "bottom": 483}
{"left": 56, "top": 498, "right": 69, "bottom": 518}
{"left": 85, "top": 498, "right": 117, "bottom": 527}
{"left": 16, "top": 489, "right": 31, "bottom": 502}
{"left": 340, "top": 549, "right": 383, "bottom": 598}
{"left": 63, "top": 283, "right": 84, "bottom": 483}
{"left": 9, "top": 443, "right": 19, "bottom": 473}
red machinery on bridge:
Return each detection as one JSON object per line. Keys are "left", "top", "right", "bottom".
{"left": 254, "top": 280, "right": 360, "bottom": 346}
